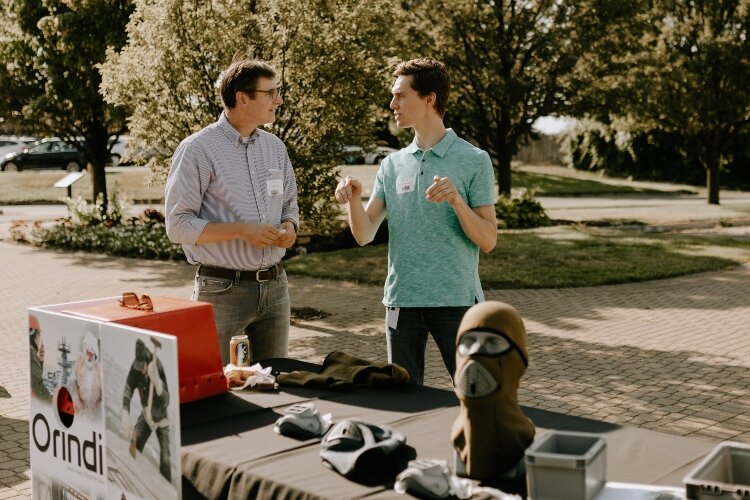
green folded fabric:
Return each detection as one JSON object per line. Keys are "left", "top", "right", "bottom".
{"left": 277, "top": 351, "right": 410, "bottom": 390}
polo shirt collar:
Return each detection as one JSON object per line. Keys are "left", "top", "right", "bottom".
{"left": 406, "top": 128, "right": 457, "bottom": 157}
{"left": 218, "top": 112, "right": 259, "bottom": 146}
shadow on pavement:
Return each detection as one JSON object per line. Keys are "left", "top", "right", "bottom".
{"left": 521, "top": 332, "right": 749, "bottom": 441}
{"left": 43, "top": 248, "right": 195, "bottom": 289}
{"left": 488, "top": 265, "right": 750, "bottom": 332}
{"left": 0, "top": 414, "right": 30, "bottom": 489}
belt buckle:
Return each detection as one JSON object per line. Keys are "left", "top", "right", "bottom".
{"left": 256, "top": 268, "right": 270, "bottom": 282}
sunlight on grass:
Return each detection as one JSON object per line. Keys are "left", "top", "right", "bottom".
{"left": 0, "top": 169, "right": 163, "bottom": 204}
{"left": 511, "top": 171, "right": 663, "bottom": 196}
{"left": 285, "top": 227, "right": 750, "bottom": 289}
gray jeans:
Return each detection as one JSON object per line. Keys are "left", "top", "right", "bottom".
{"left": 192, "top": 268, "right": 290, "bottom": 366}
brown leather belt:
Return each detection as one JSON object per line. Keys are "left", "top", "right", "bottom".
{"left": 198, "top": 262, "right": 284, "bottom": 283}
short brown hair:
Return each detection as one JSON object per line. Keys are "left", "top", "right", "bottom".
{"left": 220, "top": 58, "right": 276, "bottom": 109}
{"left": 392, "top": 58, "right": 450, "bottom": 117}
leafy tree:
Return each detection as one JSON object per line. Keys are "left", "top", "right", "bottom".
{"left": 0, "top": 0, "right": 133, "bottom": 206}
{"left": 400, "top": 0, "right": 633, "bottom": 196}
{"left": 568, "top": 0, "right": 750, "bottom": 204}
{"left": 624, "top": 0, "right": 750, "bottom": 204}
{"left": 100, "top": 0, "right": 397, "bottom": 232}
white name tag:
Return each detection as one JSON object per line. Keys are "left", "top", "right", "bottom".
{"left": 267, "top": 178, "right": 283, "bottom": 197}
{"left": 396, "top": 176, "right": 416, "bottom": 195}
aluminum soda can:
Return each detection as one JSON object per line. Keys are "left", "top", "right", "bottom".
{"left": 230, "top": 335, "right": 251, "bottom": 367}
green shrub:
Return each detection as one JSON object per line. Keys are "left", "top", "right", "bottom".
{"left": 495, "top": 190, "right": 551, "bottom": 229}
{"left": 10, "top": 194, "right": 184, "bottom": 260}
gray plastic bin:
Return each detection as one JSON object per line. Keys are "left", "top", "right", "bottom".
{"left": 525, "top": 431, "right": 607, "bottom": 500}
{"left": 684, "top": 441, "right": 750, "bottom": 499}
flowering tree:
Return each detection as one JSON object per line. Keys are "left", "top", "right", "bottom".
{"left": 100, "top": 0, "right": 397, "bottom": 231}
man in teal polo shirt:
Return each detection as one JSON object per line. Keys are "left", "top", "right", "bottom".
{"left": 335, "top": 58, "right": 497, "bottom": 385}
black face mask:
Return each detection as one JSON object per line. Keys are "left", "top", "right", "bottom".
{"left": 320, "top": 419, "right": 409, "bottom": 483}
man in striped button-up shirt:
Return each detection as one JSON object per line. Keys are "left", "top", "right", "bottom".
{"left": 165, "top": 58, "right": 300, "bottom": 366}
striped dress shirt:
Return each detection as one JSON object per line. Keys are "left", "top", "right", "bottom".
{"left": 165, "top": 113, "right": 299, "bottom": 270}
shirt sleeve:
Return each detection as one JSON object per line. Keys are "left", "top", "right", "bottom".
{"left": 468, "top": 151, "right": 496, "bottom": 207}
{"left": 371, "top": 160, "right": 386, "bottom": 202}
{"left": 280, "top": 147, "right": 300, "bottom": 229}
{"left": 164, "top": 139, "right": 211, "bottom": 245}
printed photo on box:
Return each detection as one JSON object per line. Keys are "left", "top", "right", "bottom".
{"left": 27, "top": 311, "right": 107, "bottom": 500}
{"left": 101, "top": 325, "right": 180, "bottom": 500}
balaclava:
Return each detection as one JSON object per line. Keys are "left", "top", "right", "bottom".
{"left": 451, "top": 301, "right": 535, "bottom": 479}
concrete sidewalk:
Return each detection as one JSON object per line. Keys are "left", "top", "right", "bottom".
{"left": 2, "top": 183, "right": 750, "bottom": 498}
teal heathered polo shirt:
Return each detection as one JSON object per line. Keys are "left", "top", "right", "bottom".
{"left": 372, "top": 128, "right": 495, "bottom": 307}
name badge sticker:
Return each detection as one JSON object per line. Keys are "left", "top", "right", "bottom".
{"left": 267, "top": 178, "right": 284, "bottom": 197}
{"left": 396, "top": 176, "right": 416, "bottom": 195}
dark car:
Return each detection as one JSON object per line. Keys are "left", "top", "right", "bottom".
{"left": 1, "top": 139, "right": 85, "bottom": 172}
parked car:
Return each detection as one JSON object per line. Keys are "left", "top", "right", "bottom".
{"left": 1, "top": 138, "right": 85, "bottom": 172}
{"left": 0, "top": 136, "right": 37, "bottom": 158}
{"left": 342, "top": 145, "right": 397, "bottom": 165}
{"left": 367, "top": 146, "right": 397, "bottom": 164}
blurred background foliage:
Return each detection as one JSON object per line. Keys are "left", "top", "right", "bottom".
{"left": 1, "top": 0, "right": 748, "bottom": 230}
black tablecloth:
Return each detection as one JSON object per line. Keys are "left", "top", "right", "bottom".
{"left": 180, "top": 359, "right": 713, "bottom": 499}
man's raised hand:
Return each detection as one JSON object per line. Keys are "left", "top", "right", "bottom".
{"left": 426, "top": 175, "right": 461, "bottom": 205}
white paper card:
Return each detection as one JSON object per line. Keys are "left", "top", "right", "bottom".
{"left": 267, "top": 178, "right": 284, "bottom": 197}
{"left": 386, "top": 307, "right": 400, "bottom": 331}
{"left": 396, "top": 176, "right": 416, "bottom": 195}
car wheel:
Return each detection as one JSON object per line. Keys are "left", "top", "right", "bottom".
{"left": 3, "top": 161, "right": 19, "bottom": 172}
{"left": 109, "top": 154, "right": 121, "bottom": 166}
{"left": 373, "top": 155, "right": 385, "bottom": 164}
{"left": 65, "top": 161, "right": 81, "bottom": 172}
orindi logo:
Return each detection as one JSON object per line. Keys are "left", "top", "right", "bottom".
{"left": 31, "top": 413, "right": 104, "bottom": 475}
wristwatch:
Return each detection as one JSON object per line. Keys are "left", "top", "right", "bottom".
{"left": 281, "top": 218, "right": 298, "bottom": 233}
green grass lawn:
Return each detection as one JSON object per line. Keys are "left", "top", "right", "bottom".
{"left": 0, "top": 166, "right": 670, "bottom": 205}
{"left": 285, "top": 226, "right": 750, "bottom": 288}
{"left": 510, "top": 170, "right": 665, "bottom": 196}
{"left": 0, "top": 169, "right": 164, "bottom": 204}
{"left": 8, "top": 167, "right": 747, "bottom": 288}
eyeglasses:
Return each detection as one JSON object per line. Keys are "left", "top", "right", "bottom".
{"left": 248, "top": 87, "right": 282, "bottom": 100}
{"left": 119, "top": 291, "right": 153, "bottom": 311}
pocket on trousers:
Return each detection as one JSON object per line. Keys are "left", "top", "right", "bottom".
{"left": 197, "top": 276, "right": 233, "bottom": 294}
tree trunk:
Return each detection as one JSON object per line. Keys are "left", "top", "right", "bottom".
{"left": 497, "top": 146, "right": 512, "bottom": 196}
{"left": 86, "top": 128, "right": 111, "bottom": 211}
{"left": 706, "top": 162, "right": 720, "bottom": 205}
{"left": 703, "top": 135, "right": 721, "bottom": 205}
{"left": 90, "top": 162, "right": 108, "bottom": 210}
{"left": 495, "top": 111, "right": 513, "bottom": 196}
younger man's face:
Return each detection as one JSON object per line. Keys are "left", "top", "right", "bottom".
{"left": 390, "top": 75, "right": 434, "bottom": 129}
